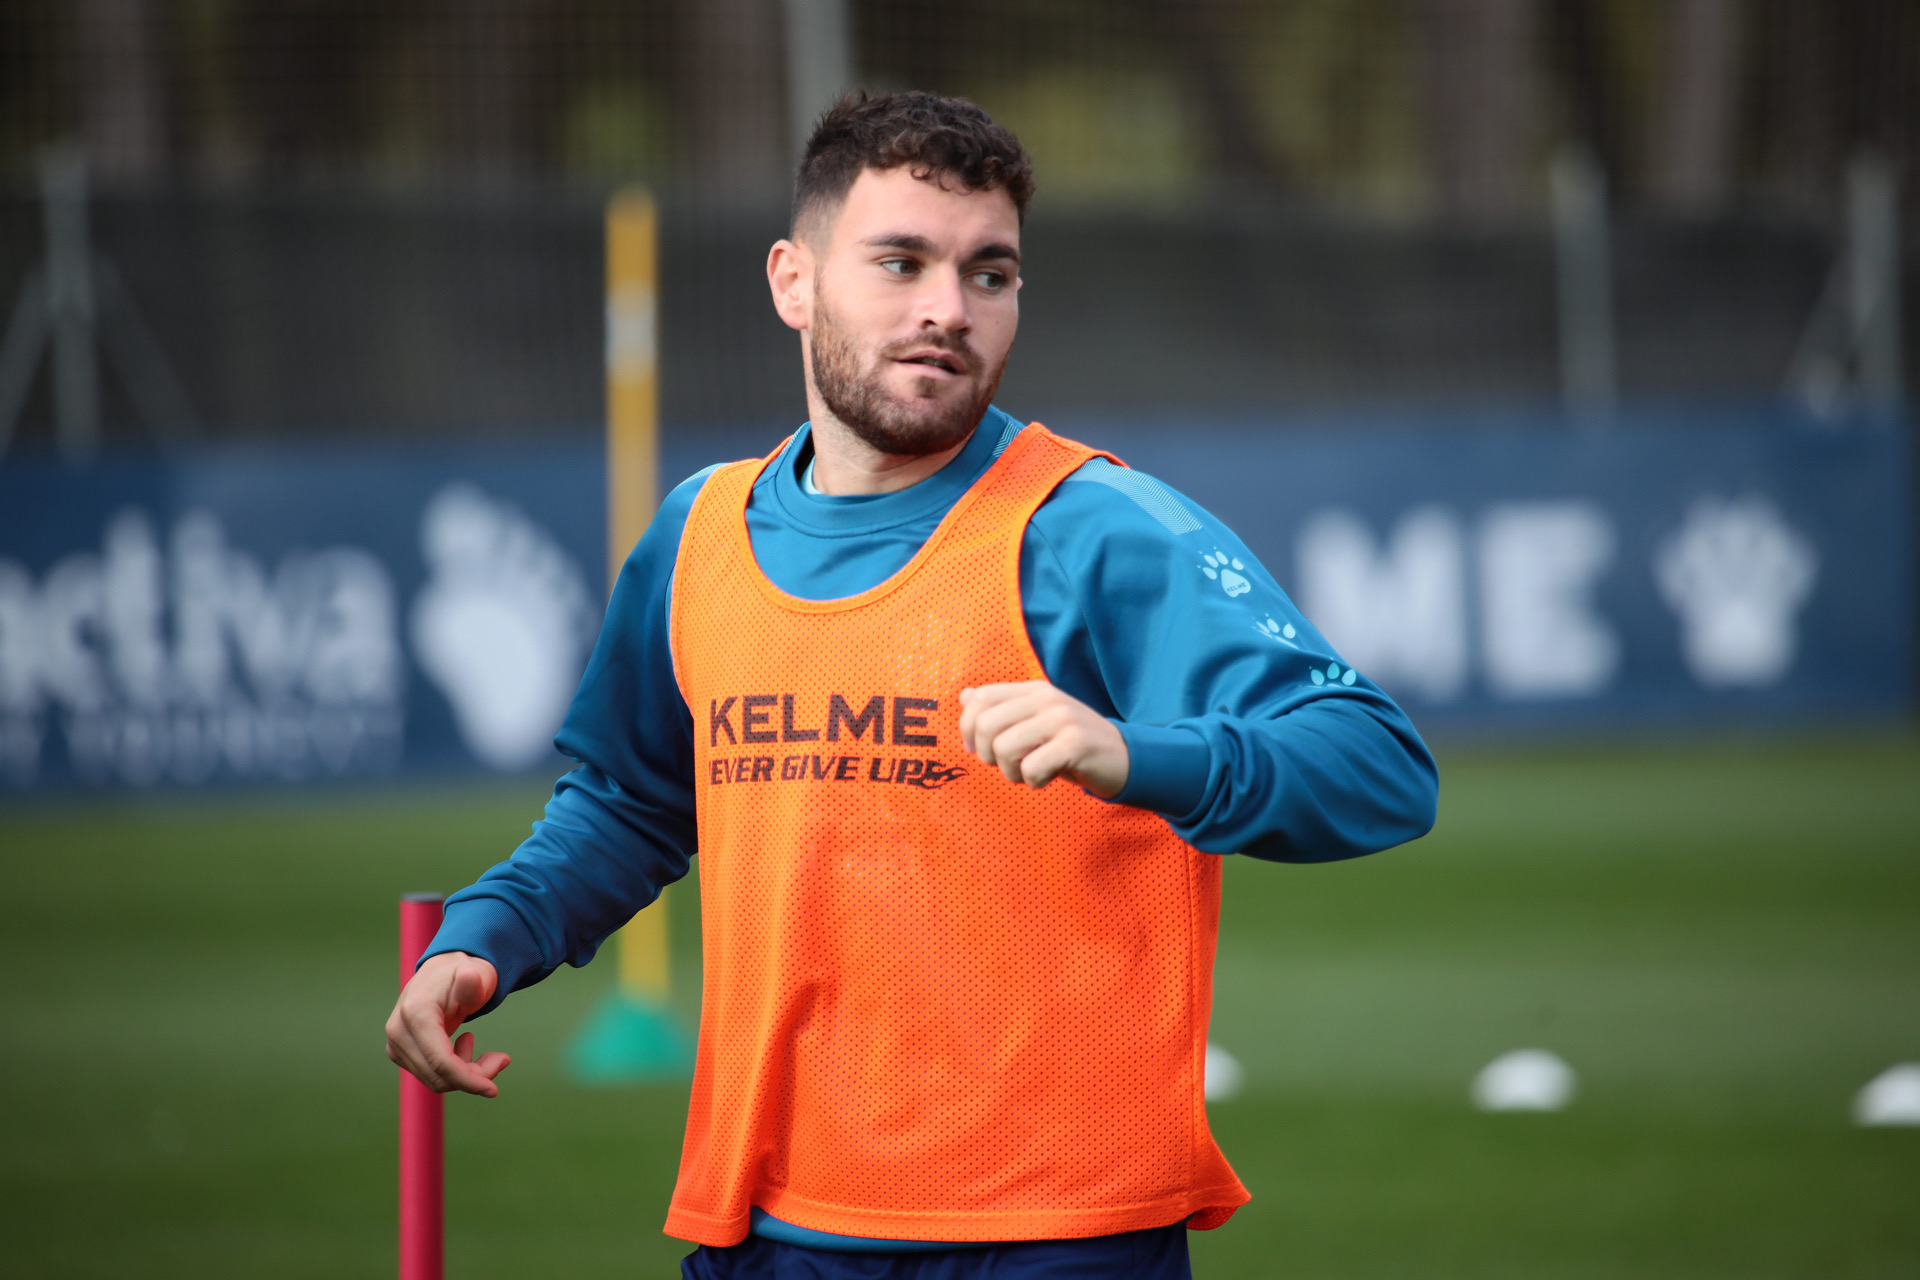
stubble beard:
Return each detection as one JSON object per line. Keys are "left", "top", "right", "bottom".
{"left": 807, "top": 286, "right": 1007, "bottom": 458}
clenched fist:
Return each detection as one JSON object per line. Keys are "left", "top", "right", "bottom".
{"left": 958, "top": 681, "right": 1130, "bottom": 798}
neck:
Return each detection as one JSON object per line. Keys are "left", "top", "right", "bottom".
{"left": 804, "top": 397, "right": 978, "bottom": 497}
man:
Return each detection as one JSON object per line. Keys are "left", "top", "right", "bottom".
{"left": 387, "top": 91, "right": 1437, "bottom": 1279}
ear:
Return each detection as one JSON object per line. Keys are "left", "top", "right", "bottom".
{"left": 767, "top": 238, "right": 813, "bottom": 333}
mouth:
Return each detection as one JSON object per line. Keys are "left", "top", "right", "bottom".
{"left": 894, "top": 351, "right": 965, "bottom": 377}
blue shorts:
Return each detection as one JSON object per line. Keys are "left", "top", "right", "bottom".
{"left": 680, "top": 1224, "right": 1192, "bottom": 1279}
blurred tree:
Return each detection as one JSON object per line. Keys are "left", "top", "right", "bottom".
{"left": 1756, "top": 0, "right": 1837, "bottom": 209}
{"left": 1410, "top": 0, "right": 1535, "bottom": 224}
{"left": 672, "top": 0, "right": 787, "bottom": 194}
{"left": 423, "top": 0, "right": 551, "bottom": 180}
{"left": 1131, "top": 0, "right": 1290, "bottom": 195}
{"left": 8, "top": 0, "right": 1906, "bottom": 215}
{"left": 1650, "top": 0, "right": 1742, "bottom": 215}
{"left": 1756, "top": 0, "right": 1915, "bottom": 214}
{"left": 1546, "top": 0, "right": 1625, "bottom": 189}
{"left": 233, "top": 0, "right": 384, "bottom": 176}
{"left": 551, "top": 0, "right": 673, "bottom": 183}
{"left": 79, "top": 0, "right": 168, "bottom": 183}
{"left": 1834, "top": 0, "right": 1913, "bottom": 166}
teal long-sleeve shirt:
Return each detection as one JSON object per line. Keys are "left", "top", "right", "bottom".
{"left": 427, "top": 406, "right": 1436, "bottom": 1012}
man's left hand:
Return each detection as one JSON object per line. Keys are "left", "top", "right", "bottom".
{"left": 958, "top": 681, "right": 1130, "bottom": 798}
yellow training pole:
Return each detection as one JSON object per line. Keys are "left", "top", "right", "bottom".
{"left": 567, "top": 187, "right": 688, "bottom": 1081}
{"left": 606, "top": 189, "right": 670, "bottom": 1007}
{"left": 606, "top": 188, "right": 659, "bottom": 581}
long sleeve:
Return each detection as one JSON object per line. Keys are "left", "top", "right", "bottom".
{"left": 1021, "top": 461, "right": 1437, "bottom": 863}
{"left": 421, "top": 471, "right": 711, "bottom": 1011}
{"left": 419, "top": 429, "right": 1440, "bottom": 1019}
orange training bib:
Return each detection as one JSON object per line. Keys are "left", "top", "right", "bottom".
{"left": 663, "top": 423, "right": 1248, "bottom": 1247}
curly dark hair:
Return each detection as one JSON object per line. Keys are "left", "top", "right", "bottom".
{"left": 793, "top": 90, "right": 1035, "bottom": 236}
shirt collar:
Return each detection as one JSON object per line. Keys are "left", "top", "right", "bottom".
{"left": 766, "top": 406, "right": 1023, "bottom": 537}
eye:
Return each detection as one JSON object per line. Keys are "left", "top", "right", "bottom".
{"left": 879, "top": 257, "right": 918, "bottom": 277}
{"left": 967, "top": 270, "right": 1009, "bottom": 291}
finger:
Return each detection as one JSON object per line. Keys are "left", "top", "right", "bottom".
{"left": 389, "top": 960, "right": 502, "bottom": 1096}
{"left": 387, "top": 1003, "right": 441, "bottom": 1081}
{"left": 446, "top": 963, "right": 497, "bottom": 1026}
{"left": 986, "top": 712, "right": 1065, "bottom": 784}
{"left": 964, "top": 681, "right": 1044, "bottom": 712}
{"left": 453, "top": 1062, "right": 501, "bottom": 1097}
{"left": 415, "top": 1035, "right": 501, "bottom": 1097}
{"left": 398, "top": 1004, "right": 460, "bottom": 1090}
{"left": 969, "top": 691, "right": 1054, "bottom": 767}
{"left": 400, "top": 997, "right": 496, "bottom": 1095}
{"left": 959, "top": 687, "right": 986, "bottom": 753}
{"left": 443, "top": 1068, "right": 500, "bottom": 1098}
{"left": 391, "top": 1030, "right": 455, "bottom": 1093}
{"left": 473, "top": 1050, "right": 513, "bottom": 1081}
{"left": 385, "top": 1007, "right": 411, "bottom": 1068}
{"left": 455, "top": 1031, "right": 476, "bottom": 1063}
{"left": 959, "top": 682, "right": 1044, "bottom": 754}
{"left": 1013, "top": 734, "right": 1079, "bottom": 789}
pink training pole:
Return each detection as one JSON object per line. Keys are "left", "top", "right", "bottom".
{"left": 399, "top": 893, "right": 445, "bottom": 1280}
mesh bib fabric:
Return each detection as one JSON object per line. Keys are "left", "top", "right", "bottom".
{"left": 663, "top": 424, "right": 1248, "bottom": 1247}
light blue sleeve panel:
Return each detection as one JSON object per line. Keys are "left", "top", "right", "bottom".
{"left": 1022, "top": 459, "right": 1438, "bottom": 863}
{"left": 419, "top": 466, "right": 718, "bottom": 1012}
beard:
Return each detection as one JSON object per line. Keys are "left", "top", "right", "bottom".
{"left": 807, "top": 287, "right": 1007, "bottom": 458}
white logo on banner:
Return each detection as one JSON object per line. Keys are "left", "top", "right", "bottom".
{"left": 1298, "top": 501, "right": 1617, "bottom": 702}
{"left": 1296, "top": 507, "right": 1468, "bottom": 700}
{"left": 0, "top": 486, "right": 597, "bottom": 787}
{"left": 1478, "top": 503, "right": 1619, "bottom": 699}
{"left": 0, "top": 508, "right": 402, "bottom": 786}
{"left": 1654, "top": 495, "right": 1817, "bottom": 688}
{"left": 410, "top": 484, "right": 596, "bottom": 771}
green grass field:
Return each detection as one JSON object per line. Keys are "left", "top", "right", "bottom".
{"left": 2, "top": 736, "right": 1916, "bottom": 1278}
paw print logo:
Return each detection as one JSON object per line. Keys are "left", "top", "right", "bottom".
{"left": 1310, "top": 661, "right": 1358, "bottom": 688}
{"left": 1655, "top": 494, "right": 1817, "bottom": 688}
{"left": 1254, "top": 614, "right": 1299, "bottom": 648}
{"left": 410, "top": 484, "right": 596, "bottom": 771}
{"left": 1200, "top": 549, "right": 1252, "bottom": 598}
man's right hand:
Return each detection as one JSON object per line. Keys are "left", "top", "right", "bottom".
{"left": 385, "top": 951, "right": 512, "bottom": 1097}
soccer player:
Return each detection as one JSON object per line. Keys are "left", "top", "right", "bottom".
{"left": 386, "top": 90, "right": 1437, "bottom": 1279}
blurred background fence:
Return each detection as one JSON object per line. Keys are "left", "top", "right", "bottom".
{"left": 3, "top": 10, "right": 1918, "bottom": 1279}
{"left": 0, "top": 0, "right": 1914, "bottom": 790}
{"left": 0, "top": 0, "right": 1913, "bottom": 438}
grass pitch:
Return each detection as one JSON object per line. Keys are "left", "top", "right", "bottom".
{"left": 1, "top": 736, "right": 1916, "bottom": 1278}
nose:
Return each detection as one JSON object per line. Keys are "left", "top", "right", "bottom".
{"left": 914, "top": 264, "right": 971, "bottom": 338}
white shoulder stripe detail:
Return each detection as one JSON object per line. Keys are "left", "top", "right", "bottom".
{"left": 1061, "top": 459, "right": 1202, "bottom": 535}
{"left": 991, "top": 415, "right": 1024, "bottom": 458}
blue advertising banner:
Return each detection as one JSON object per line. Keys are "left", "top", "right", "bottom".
{"left": 1067, "top": 404, "right": 1911, "bottom": 731}
{"left": 0, "top": 442, "right": 604, "bottom": 790}
{"left": 0, "top": 405, "right": 1908, "bottom": 792}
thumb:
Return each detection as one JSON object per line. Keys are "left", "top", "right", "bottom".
{"left": 444, "top": 960, "right": 498, "bottom": 1027}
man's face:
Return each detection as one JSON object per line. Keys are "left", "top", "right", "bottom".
{"left": 801, "top": 166, "right": 1022, "bottom": 457}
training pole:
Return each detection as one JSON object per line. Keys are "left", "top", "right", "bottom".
{"left": 398, "top": 893, "right": 445, "bottom": 1280}
{"left": 605, "top": 189, "right": 673, "bottom": 1023}
{"left": 561, "top": 188, "right": 689, "bottom": 1083}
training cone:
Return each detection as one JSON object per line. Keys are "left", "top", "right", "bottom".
{"left": 1472, "top": 1049, "right": 1577, "bottom": 1112}
{"left": 1854, "top": 1064, "right": 1920, "bottom": 1127}
{"left": 567, "top": 990, "right": 694, "bottom": 1083}
{"left": 566, "top": 894, "right": 692, "bottom": 1083}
